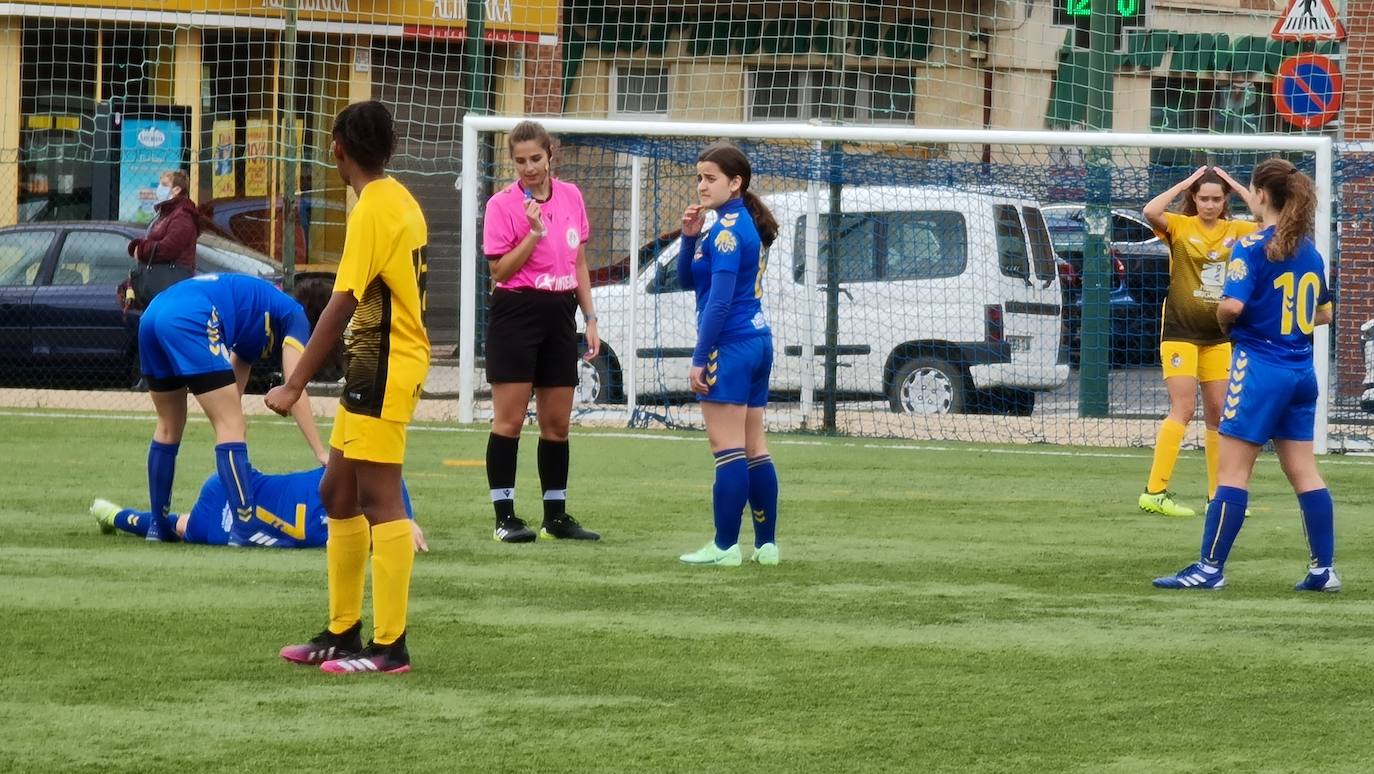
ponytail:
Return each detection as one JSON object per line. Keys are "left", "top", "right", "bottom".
{"left": 743, "top": 190, "right": 778, "bottom": 248}
{"left": 1251, "top": 158, "right": 1316, "bottom": 262}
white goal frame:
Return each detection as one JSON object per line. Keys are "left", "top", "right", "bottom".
{"left": 458, "top": 116, "right": 1334, "bottom": 451}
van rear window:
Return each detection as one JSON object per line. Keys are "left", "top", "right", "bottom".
{"left": 792, "top": 211, "right": 967, "bottom": 283}
{"left": 994, "top": 205, "right": 1030, "bottom": 280}
{"left": 1021, "top": 207, "right": 1058, "bottom": 283}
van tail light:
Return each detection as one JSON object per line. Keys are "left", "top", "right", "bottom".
{"left": 985, "top": 304, "right": 1005, "bottom": 343}
{"left": 1056, "top": 258, "right": 1079, "bottom": 289}
{"left": 1112, "top": 251, "right": 1126, "bottom": 285}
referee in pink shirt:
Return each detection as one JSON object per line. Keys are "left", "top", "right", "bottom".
{"left": 481, "top": 120, "right": 601, "bottom": 543}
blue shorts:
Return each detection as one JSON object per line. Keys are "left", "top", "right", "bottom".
{"left": 698, "top": 335, "right": 772, "bottom": 408}
{"left": 138, "top": 298, "right": 233, "bottom": 387}
{"left": 182, "top": 475, "right": 232, "bottom": 546}
{"left": 1218, "top": 345, "right": 1318, "bottom": 445}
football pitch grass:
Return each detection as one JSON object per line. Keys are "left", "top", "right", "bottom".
{"left": 4, "top": 410, "right": 1374, "bottom": 773}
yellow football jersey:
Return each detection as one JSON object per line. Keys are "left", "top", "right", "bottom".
{"left": 1157, "top": 212, "right": 1259, "bottom": 344}
{"left": 334, "top": 176, "right": 431, "bottom": 423}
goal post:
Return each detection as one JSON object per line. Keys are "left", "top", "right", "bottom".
{"left": 459, "top": 115, "right": 1333, "bottom": 449}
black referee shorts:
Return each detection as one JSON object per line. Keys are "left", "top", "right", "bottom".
{"left": 484, "top": 287, "right": 579, "bottom": 387}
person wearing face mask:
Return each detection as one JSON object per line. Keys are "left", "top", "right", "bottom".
{"left": 126, "top": 169, "right": 200, "bottom": 308}
{"left": 1137, "top": 165, "right": 1259, "bottom": 519}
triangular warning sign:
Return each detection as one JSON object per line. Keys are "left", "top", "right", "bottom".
{"left": 1271, "top": 0, "right": 1347, "bottom": 41}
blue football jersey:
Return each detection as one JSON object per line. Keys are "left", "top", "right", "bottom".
{"left": 159, "top": 273, "right": 310, "bottom": 364}
{"left": 186, "top": 468, "right": 414, "bottom": 548}
{"left": 1222, "top": 227, "right": 1330, "bottom": 366}
{"left": 686, "top": 197, "right": 769, "bottom": 365}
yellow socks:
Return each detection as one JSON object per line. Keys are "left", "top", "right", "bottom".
{"left": 327, "top": 515, "right": 370, "bottom": 635}
{"left": 1205, "top": 429, "right": 1220, "bottom": 500}
{"left": 370, "top": 519, "right": 415, "bottom": 646}
{"left": 1146, "top": 418, "right": 1187, "bottom": 493}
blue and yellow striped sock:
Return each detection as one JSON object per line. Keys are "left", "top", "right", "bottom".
{"left": 114, "top": 509, "right": 151, "bottom": 538}
{"left": 1200, "top": 485, "right": 1249, "bottom": 567}
{"left": 215, "top": 442, "right": 255, "bottom": 523}
{"left": 712, "top": 448, "right": 749, "bottom": 550}
{"left": 747, "top": 454, "right": 779, "bottom": 547}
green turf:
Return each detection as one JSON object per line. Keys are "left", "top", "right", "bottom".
{"left": 3, "top": 410, "right": 1374, "bottom": 773}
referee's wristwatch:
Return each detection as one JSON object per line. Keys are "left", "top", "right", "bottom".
{"left": 584, "top": 313, "right": 598, "bottom": 323}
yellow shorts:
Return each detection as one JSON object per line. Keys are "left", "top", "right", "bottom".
{"left": 329, "top": 406, "right": 409, "bottom": 464}
{"left": 1160, "top": 340, "right": 1231, "bottom": 383}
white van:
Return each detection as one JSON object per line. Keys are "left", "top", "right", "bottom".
{"left": 580, "top": 185, "right": 1068, "bottom": 415}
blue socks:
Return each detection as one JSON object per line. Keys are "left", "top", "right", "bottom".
{"left": 712, "top": 448, "right": 749, "bottom": 550}
{"left": 747, "top": 454, "right": 779, "bottom": 547}
{"left": 146, "top": 441, "right": 179, "bottom": 541}
{"left": 1298, "top": 488, "right": 1335, "bottom": 567}
{"left": 1200, "top": 485, "right": 1249, "bottom": 567}
{"left": 114, "top": 509, "right": 151, "bottom": 538}
{"left": 215, "top": 442, "right": 256, "bottom": 523}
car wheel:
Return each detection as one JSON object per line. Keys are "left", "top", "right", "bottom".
{"left": 575, "top": 348, "right": 619, "bottom": 404}
{"left": 889, "top": 357, "right": 965, "bottom": 415}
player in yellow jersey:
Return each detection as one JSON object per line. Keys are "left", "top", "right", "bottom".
{"left": 267, "top": 100, "right": 430, "bottom": 674}
{"left": 1139, "top": 166, "right": 1259, "bottom": 517}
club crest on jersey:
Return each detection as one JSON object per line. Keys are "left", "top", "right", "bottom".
{"left": 713, "top": 229, "right": 738, "bottom": 255}
{"left": 1227, "top": 258, "right": 1248, "bottom": 281}
{"left": 565, "top": 227, "right": 579, "bottom": 249}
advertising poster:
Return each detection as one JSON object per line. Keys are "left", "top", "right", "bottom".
{"left": 245, "top": 119, "right": 270, "bottom": 197}
{"left": 119, "top": 118, "right": 184, "bottom": 223}
{"left": 212, "top": 120, "right": 237, "bottom": 199}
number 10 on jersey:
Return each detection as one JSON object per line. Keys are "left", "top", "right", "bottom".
{"left": 1273, "top": 271, "right": 1321, "bottom": 335}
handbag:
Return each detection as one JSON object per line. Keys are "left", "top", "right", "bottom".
{"left": 129, "top": 262, "right": 194, "bottom": 309}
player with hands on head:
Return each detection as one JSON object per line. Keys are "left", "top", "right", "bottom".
{"left": 1138, "top": 164, "right": 1259, "bottom": 518}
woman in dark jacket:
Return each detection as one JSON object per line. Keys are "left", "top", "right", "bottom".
{"left": 129, "top": 169, "right": 199, "bottom": 269}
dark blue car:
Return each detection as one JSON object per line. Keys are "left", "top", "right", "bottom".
{"left": 0, "top": 222, "right": 315, "bottom": 389}
{"left": 1042, "top": 205, "right": 1171, "bottom": 366}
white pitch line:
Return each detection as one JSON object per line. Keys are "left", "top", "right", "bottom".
{"left": 5, "top": 408, "right": 1374, "bottom": 466}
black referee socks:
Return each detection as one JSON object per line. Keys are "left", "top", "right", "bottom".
{"left": 538, "top": 438, "right": 570, "bottom": 521}
{"left": 486, "top": 432, "right": 520, "bottom": 520}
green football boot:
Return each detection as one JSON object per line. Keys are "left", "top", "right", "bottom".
{"left": 1139, "top": 490, "right": 1196, "bottom": 518}
{"left": 678, "top": 541, "right": 741, "bottom": 567}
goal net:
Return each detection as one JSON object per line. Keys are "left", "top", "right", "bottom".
{"left": 460, "top": 116, "right": 1334, "bottom": 448}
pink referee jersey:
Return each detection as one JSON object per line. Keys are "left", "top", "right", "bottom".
{"left": 482, "top": 178, "right": 590, "bottom": 291}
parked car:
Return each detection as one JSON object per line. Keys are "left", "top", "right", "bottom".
{"left": 0, "top": 221, "right": 334, "bottom": 389}
{"left": 577, "top": 186, "right": 1068, "bottom": 415}
{"left": 200, "top": 192, "right": 347, "bottom": 265}
{"left": 1041, "top": 205, "right": 1171, "bottom": 365}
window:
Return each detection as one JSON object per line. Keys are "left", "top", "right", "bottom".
{"left": 1021, "top": 207, "right": 1058, "bottom": 282}
{"left": 994, "top": 206, "right": 1030, "bottom": 280}
{"left": 884, "top": 212, "right": 967, "bottom": 280}
{"left": 796, "top": 213, "right": 879, "bottom": 283}
{"left": 653, "top": 253, "right": 687, "bottom": 294}
{"left": 54, "top": 231, "right": 133, "bottom": 286}
{"left": 613, "top": 67, "right": 668, "bottom": 117}
{"left": 793, "top": 211, "right": 965, "bottom": 283}
{"left": 0, "top": 230, "right": 56, "bottom": 286}
{"left": 748, "top": 69, "right": 914, "bottom": 124}
{"left": 1112, "top": 213, "right": 1157, "bottom": 244}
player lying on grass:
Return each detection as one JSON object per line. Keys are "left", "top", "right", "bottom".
{"left": 91, "top": 466, "right": 426, "bottom": 551}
